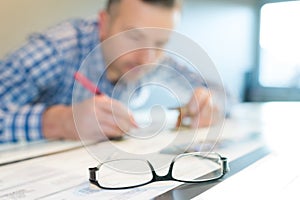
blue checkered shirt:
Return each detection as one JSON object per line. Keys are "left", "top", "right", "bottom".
{"left": 0, "top": 17, "right": 208, "bottom": 143}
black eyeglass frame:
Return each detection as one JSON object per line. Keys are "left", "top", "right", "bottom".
{"left": 89, "top": 152, "right": 229, "bottom": 190}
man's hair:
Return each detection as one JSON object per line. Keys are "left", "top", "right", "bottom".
{"left": 106, "top": 0, "right": 180, "bottom": 13}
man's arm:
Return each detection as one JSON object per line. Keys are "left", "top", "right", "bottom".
{"left": 0, "top": 37, "right": 136, "bottom": 143}
{"left": 0, "top": 36, "right": 63, "bottom": 143}
{"left": 42, "top": 96, "right": 138, "bottom": 141}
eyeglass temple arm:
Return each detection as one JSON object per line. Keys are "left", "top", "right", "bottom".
{"left": 194, "top": 155, "right": 230, "bottom": 174}
{"left": 194, "top": 154, "right": 222, "bottom": 163}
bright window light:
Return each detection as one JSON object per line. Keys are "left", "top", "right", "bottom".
{"left": 259, "top": 1, "right": 300, "bottom": 88}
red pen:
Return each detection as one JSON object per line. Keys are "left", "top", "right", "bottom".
{"left": 74, "top": 71, "right": 138, "bottom": 128}
{"left": 74, "top": 72, "right": 102, "bottom": 95}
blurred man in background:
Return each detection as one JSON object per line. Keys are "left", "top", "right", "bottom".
{"left": 0, "top": 0, "right": 221, "bottom": 143}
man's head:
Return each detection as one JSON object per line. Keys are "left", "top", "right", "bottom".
{"left": 99, "top": 0, "right": 181, "bottom": 83}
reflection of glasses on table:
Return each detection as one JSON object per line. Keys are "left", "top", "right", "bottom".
{"left": 89, "top": 152, "right": 229, "bottom": 190}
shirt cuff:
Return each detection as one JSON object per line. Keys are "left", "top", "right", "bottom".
{"left": 1, "top": 104, "right": 46, "bottom": 143}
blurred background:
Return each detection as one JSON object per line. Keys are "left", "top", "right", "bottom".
{"left": 1, "top": 0, "right": 299, "bottom": 102}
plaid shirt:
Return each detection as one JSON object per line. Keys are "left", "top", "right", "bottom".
{"left": 0, "top": 18, "right": 207, "bottom": 143}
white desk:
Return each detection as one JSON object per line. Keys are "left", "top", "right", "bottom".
{"left": 0, "top": 102, "right": 299, "bottom": 200}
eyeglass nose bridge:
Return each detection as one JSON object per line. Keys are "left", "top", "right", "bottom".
{"left": 151, "top": 170, "right": 174, "bottom": 182}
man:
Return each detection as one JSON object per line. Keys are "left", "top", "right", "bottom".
{"left": 0, "top": 0, "right": 220, "bottom": 143}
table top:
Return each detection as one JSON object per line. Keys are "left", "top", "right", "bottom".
{"left": 0, "top": 102, "right": 299, "bottom": 200}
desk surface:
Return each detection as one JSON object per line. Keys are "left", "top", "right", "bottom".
{"left": 0, "top": 102, "right": 299, "bottom": 200}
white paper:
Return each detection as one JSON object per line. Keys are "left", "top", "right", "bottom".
{"left": 0, "top": 146, "right": 183, "bottom": 200}
{"left": 0, "top": 106, "right": 267, "bottom": 200}
{"left": 0, "top": 140, "right": 83, "bottom": 165}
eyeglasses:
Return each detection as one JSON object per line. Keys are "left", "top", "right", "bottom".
{"left": 89, "top": 152, "right": 229, "bottom": 190}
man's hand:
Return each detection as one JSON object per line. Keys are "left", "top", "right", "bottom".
{"left": 182, "top": 87, "right": 219, "bottom": 128}
{"left": 42, "top": 95, "right": 137, "bottom": 141}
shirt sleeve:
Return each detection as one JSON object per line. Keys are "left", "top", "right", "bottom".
{"left": 0, "top": 35, "right": 62, "bottom": 143}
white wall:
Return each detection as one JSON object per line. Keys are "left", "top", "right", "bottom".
{"left": 177, "top": 0, "right": 257, "bottom": 101}
{"left": 0, "top": 0, "right": 105, "bottom": 58}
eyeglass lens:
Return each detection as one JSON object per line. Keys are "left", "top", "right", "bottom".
{"left": 97, "top": 159, "right": 153, "bottom": 188}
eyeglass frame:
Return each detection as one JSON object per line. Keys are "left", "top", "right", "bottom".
{"left": 89, "top": 152, "right": 230, "bottom": 190}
